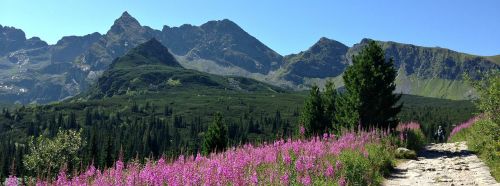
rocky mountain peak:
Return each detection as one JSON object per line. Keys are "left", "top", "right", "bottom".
{"left": 109, "top": 11, "right": 142, "bottom": 34}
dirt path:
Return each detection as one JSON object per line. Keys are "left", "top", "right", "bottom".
{"left": 384, "top": 142, "right": 499, "bottom": 186}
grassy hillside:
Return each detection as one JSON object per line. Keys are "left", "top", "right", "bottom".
{"left": 487, "top": 55, "right": 500, "bottom": 65}
{"left": 395, "top": 73, "right": 475, "bottom": 100}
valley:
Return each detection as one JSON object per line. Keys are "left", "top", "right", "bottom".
{"left": 1, "top": 3, "right": 499, "bottom": 185}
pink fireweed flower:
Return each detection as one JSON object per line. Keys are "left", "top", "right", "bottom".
{"left": 323, "top": 133, "right": 329, "bottom": 141}
{"left": 295, "top": 158, "right": 305, "bottom": 172}
{"left": 250, "top": 171, "right": 258, "bottom": 185}
{"left": 339, "top": 176, "right": 347, "bottom": 186}
{"left": 25, "top": 127, "right": 390, "bottom": 185}
{"left": 396, "top": 121, "right": 421, "bottom": 132}
{"left": 280, "top": 172, "right": 289, "bottom": 185}
{"left": 56, "top": 169, "right": 68, "bottom": 186}
{"left": 85, "top": 165, "right": 96, "bottom": 178}
{"left": 299, "top": 125, "right": 305, "bottom": 136}
{"left": 335, "top": 161, "right": 342, "bottom": 171}
{"left": 282, "top": 151, "right": 292, "bottom": 165}
{"left": 6, "top": 175, "right": 17, "bottom": 186}
{"left": 325, "top": 164, "right": 335, "bottom": 177}
{"left": 301, "top": 174, "right": 311, "bottom": 185}
{"left": 449, "top": 115, "right": 481, "bottom": 140}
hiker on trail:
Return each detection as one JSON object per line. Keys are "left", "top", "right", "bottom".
{"left": 435, "top": 125, "right": 445, "bottom": 143}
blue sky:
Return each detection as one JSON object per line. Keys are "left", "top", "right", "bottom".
{"left": 1, "top": 0, "right": 499, "bottom": 56}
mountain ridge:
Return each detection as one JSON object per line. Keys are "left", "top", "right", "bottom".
{"left": 0, "top": 11, "right": 499, "bottom": 103}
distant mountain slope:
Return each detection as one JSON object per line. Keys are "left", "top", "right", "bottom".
{"left": 281, "top": 37, "right": 348, "bottom": 83}
{"left": 0, "top": 24, "right": 102, "bottom": 103}
{"left": 281, "top": 38, "right": 499, "bottom": 99}
{"left": 83, "top": 39, "right": 281, "bottom": 99}
{"left": 347, "top": 39, "right": 498, "bottom": 80}
{"left": 160, "top": 19, "right": 283, "bottom": 73}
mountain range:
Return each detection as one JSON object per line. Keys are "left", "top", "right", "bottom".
{"left": 0, "top": 11, "right": 498, "bottom": 104}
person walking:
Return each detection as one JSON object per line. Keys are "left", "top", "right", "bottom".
{"left": 435, "top": 125, "right": 445, "bottom": 143}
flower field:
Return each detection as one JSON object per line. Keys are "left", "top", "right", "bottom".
{"left": 8, "top": 128, "right": 403, "bottom": 186}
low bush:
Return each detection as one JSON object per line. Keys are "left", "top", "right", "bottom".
{"left": 396, "top": 122, "right": 426, "bottom": 152}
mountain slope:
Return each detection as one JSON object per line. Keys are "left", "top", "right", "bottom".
{"left": 84, "top": 39, "right": 281, "bottom": 99}
{"left": 160, "top": 19, "right": 283, "bottom": 74}
{"left": 347, "top": 39, "right": 498, "bottom": 80}
{"left": 281, "top": 37, "right": 348, "bottom": 83}
{"left": 0, "top": 25, "right": 102, "bottom": 104}
{"left": 280, "top": 38, "right": 499, "bottom": 99}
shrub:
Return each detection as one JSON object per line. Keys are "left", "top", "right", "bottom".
{"left": 23, "top": 129, "right": 85, "bottom": 178}
{"left": 396, "top": 122, "right": 426, "bottom": 151}
{"left": 338, "top": 150, "right": 371, "bottom": 185}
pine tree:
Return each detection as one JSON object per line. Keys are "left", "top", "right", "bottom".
{"left": 323, "top": 80, "right": 338, "bottom": 131}
{"left": 338, "top": 40, "right": 402, "bottom": 129}
{"left": 300, "top": 84, "right": 326, "bottom": 137}
{"left": 202, "top": 112, "right": 227, "bottom": 155}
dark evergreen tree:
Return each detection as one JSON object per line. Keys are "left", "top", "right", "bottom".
{"left": 202, "top": 112, "right": 227, "bottom": 155}
{"left": 323, "top": 80, "right": 338, "bottom": 131}
{"left": 338, "top": 40, "right": 402, "bottom": 129}
{"left": 300, "top": 85, "right": 326, "bottom": 137}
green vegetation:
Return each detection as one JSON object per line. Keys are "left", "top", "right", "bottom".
{"left": 323, "top": 81, "right": 338, "bottom": 130}
{"left": 450, "top": 70, "right": 500, "bottom": 181}
{"left": 338, "top": 143, "right": 395, "bottom": 185}
{"left": 300, "top": 85, "right": 327, "bottom": 137}
{"left": 0, "top": 91, "right": 476, "bottom": 179}
{"left": 466, "top": 70, "right": 500, "bottom": 123}
{"left": 404, "top": 129, "right": 426, "bottom": 151}
{"left": 450, "top": 118, "right": 499, "bottom": 181}
{"left": 23, "top": 129, "right": 85, "bottom": 178}
{"left": 202, "top": 112, "right": 228, "bottom": 155}
{"left": 338, "top": 40, "right": 401, "bottom": 129}
{"left": 395, "top": 74, "right": 475, "bottom": 100}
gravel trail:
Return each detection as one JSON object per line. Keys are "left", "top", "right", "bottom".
{"left": 384, "top": 142, "right": 499, "bottom": 186}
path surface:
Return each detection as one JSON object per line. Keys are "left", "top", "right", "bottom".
{"left": 384, "top": 142, "right": 499, "bottom": 186}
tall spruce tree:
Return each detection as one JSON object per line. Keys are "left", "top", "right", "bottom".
{"left": 202, "top": 112, "right": 228, "bottom": 155}
{"left": 338, "top": 40, "right": 402, "bottom": 129}
{"left": 323, "top": 80, "right": 338, "bottom": 131}
{"left": 300, "top": 85, "right": 327, "bottom": 137}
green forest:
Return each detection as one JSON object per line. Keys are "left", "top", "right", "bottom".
{"left": 0, "top": 89, "right": 477, "bottom": 179}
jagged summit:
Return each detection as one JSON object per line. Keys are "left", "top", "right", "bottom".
{"left": 310, "top": 37, "right": 348, "bottom": 52}
{"left": 109, "top": 11, "right": 142, "bottom": 34}
{"left": 200, "top": 19, "right": 243, "bottom": 33}
{"left": 116, "top": 11, "right": 137, "bottom": 24}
